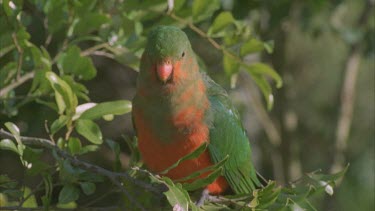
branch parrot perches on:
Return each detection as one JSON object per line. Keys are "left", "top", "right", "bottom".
{"left": 132, "top": 26, "right": 261, "bottom": 194}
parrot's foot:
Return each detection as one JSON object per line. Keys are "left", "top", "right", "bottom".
{"left": 196, "top": 189, "right": 210, "bottom": 207}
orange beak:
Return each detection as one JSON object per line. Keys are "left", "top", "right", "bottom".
{"left": 156, "top": 62, "right": 173, "bottom": 83}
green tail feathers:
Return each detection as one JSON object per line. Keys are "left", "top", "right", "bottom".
{"left": 203, "top": 72, "right": 261, "bottom": 194}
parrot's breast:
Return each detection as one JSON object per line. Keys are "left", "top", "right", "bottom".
{"left": 133, "top": 78, "right": 228, "bottom": 194}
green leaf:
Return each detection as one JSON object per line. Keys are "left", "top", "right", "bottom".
{"left": 22, "top": 187, "right": 37, "bottom": 208}
{"left": 79, "top": 182, "right": 96, "bottom": 195}
{"left": 264, "top": 40, "right": 274, "bottom": 54}
{"left": 41, "top": 174, "right": 53, "bottom": 210}
{"left": 223, "top": 54, "right": 240, "bottom": 76}
{"left": 73, "top": 13, "right": 110, "bottom": 36}
{"left": 5, "top": 122, "right": 21, "bottom": 144}
{"left": 0, "top": 175, "right": 18, "bottom": 189}
{"left": 5, "top": 122, "right": 24, "bottom": 156}
{"left": 73, "top": 103, "right": 97, "bottom": 121}
{"left": 56, "top": 201, "right": 77, "bottom": 209}
{"left": 58, "top": 185, "right": 80, "bottom": 204}
{"left": 182, "top": 167, "right": 223, "bottom": 191}
{"left": 159, "top": 142, "right": 207, "bottom": 175}
{"left": 240, "top": 39, "right": 265, "bottom": 56}
{"left": 162, "top": 177, "right": 190, "bottom": 211}
{"left": 79, "top": 100, "right": 132, "bottom": 120}
{"left": 248, "top": 72, "right": 274, "bottom": 110}
{"left": 208, "top": 12, "right": 235, "bottom": 36}
{"left": 246, "top": 63, "right": 283, "bottom": 88}
{"left": 46, "top": 72, "right": 78, "bottom": 115}
{"left": 175, "top": 155, "right": 228, "bottom": 183}
{"left": 75, "top": 119, "right": 103, "bottom": 144}
{"left": 106, "top": 139, "right": 121, "bottom": 171}
{"left": 192, "top": 0, "right": 220, "bottom": 23}
{"left": 0, "top": 139, "right": 18, "bottom": 154}
{"left": 80, "top": 145, "right": 99, "bottom": 154}
{"left": 68, "top": 137, "right": 82, "bottom": 155}
{"left": 50, "top": 115, "right": 69, "bottom": 134}
{"left": 58, "top": 46, "right": 96, "bottom": 80}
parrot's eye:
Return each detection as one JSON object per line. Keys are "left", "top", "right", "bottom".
{"left": 181, "top": 51, "right": 185, "bottom": 58}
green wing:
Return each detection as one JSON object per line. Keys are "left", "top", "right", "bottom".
{"left": 203, "top": 73, "right": 261, "bottom": 194}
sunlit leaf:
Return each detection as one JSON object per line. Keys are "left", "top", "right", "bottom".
{"left": 22, "top": 187, "right": 37, "bottom": 208}
{"left": 79, "top": 100, "right": 132, "bottom": 120}
{"left": 75, "top": 119, "right": 103, "bottom": 144}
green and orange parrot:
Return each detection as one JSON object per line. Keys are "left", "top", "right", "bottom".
{"left": 132, "top": 26, "right": 261, "bottom": 195}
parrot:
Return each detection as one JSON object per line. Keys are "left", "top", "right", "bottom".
{"left": 132, "top": 25, "right": 261, "bottom": 195}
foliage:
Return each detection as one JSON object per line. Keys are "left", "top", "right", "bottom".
{"left": 0, "top": 0, "right": 358, "bottom": 210}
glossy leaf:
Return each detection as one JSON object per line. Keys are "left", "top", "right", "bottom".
{"left": 79, "top": 100, "right": 132, "bottom": 120}
{"left": 75, "top": 119, "right": 103, "bottom": 144}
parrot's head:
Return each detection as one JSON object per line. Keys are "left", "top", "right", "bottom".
{"left": 139, "top": 25, "right": 198, "bottom": 88}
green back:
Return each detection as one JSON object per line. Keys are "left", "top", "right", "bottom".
{"left": 203, "top": 73, "right": 261, "bottom": 194}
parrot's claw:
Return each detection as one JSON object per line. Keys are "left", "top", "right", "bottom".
{"left": 196, "top": 189, "right": 210, "bottom": 207}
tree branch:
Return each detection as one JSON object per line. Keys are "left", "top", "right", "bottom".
{"left": 0, "top": 71, "right": 35, "bottom": 98}
{"left": 330, "top": 0, "right": 373, "bottom": 173}
{"left": 0, "top": 129, "right": 162, "bottom": 210}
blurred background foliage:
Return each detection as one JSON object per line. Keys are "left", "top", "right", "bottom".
{"left": 0, "top": 0, "right": 373, "bottom": 210}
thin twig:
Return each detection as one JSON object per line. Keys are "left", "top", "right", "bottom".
{"left": 0, "top": 71, "right": 35, "bottom": 98}
{"left": 12, "top": 33, "right": 24, "bottom": 79}
{"left": 80, "top": 43, "right": 109, "bottom": 57}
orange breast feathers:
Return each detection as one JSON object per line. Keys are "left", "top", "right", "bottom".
{"left": 133, "top": 106, "right": 229, "bottom": 194}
